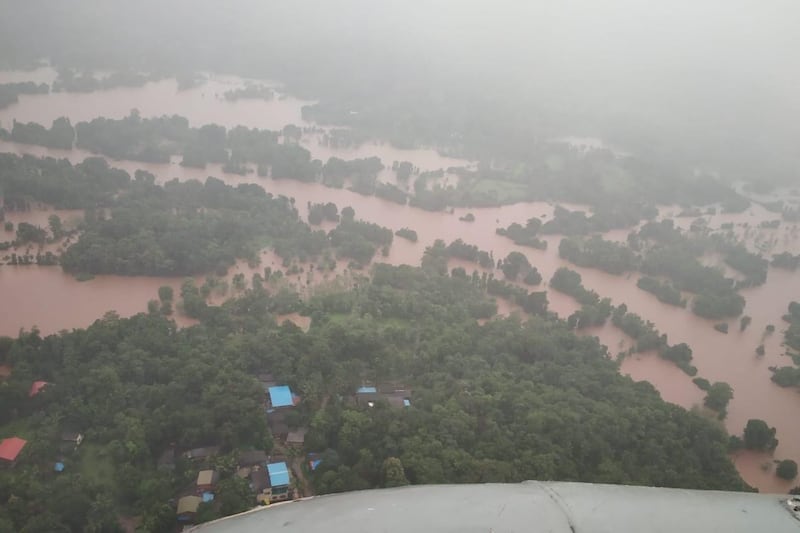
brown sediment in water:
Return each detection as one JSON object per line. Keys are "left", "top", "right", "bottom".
{"left": 0, "top": 72, "right": 799, "bottom": 492}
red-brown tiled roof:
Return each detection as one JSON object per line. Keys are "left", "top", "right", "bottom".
{"left": 29, "top": 381, "right": 49, "bottom": 397}
{"left": 0, "top": 437, "right": 27, "bottom": 462}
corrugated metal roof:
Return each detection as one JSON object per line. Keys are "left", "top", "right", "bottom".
{"left": 268, "top": 385, "right": 294, "bottom": 407}
{"left": 29, "top": 380, "right": 48, "bottom": 397}
{"left": 0, "top": 437, "right": 27, "bottom": 461}
{"left": 177, "top": 495, "right": 202, "bottom": 516}
{"left": 197, "top": 470, "right": 217, "bottom": 486}
{"left": 188, "top": 481, "right": 800, "bottom": 533}
{"left": 267, "top": 462, "right": 290, "bottom": 487}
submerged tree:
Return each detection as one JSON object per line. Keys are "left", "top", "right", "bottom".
{"left": 743, "top": 419, "right": 778, "bottom": 451}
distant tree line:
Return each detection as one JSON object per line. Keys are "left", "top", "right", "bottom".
{"left": 0, "top": 81, "right": 48, "bottom": 109}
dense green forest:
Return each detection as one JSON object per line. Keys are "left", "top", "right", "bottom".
{"left": 495, "top": 217, "right": 547, "bottom": 250}
{"left": 769, "top": 302, "right": 800, "bottom": 388}
{"left": 53, "top": 68, "right": 160, "bottom": 93}
{"left": 0, "top": 82, "right": 48, "bottom": 109}
{"left": 548, "top": 218, "right": 751, "bottom": 320}
{"left": 0, "top": 154, "right": 402, "bottom": 276}
{"left": 0, "top": 262, "right": 750, "bottom": 531}
{"left": 636, "top": 276, "right": 687, "bottom": 308}
{"left": 11, "top": 118, "right": 75, "bottom": 150}
{"left": 558, "top": 236, "right": 638, "bottom": 275}
{"left": 548, "top": 267, "right": 698, "bottom": 375}
{"left": 0, "top": 154, "right": 131, "bottom": 210}
{"left": 59, "top": 175, "right": 324, "bottom": 276}
{"left": 4, "top": 111, "right": 752, "bottom": 218}
{"left": 772, "top": 252, "right": 800, "bottom": 271}
{"left": 222, "top": 83, "right": 274, "bottom": 102}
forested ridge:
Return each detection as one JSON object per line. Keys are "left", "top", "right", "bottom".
{"left": 0, "top": 262, "right": 749, "bottom": 531}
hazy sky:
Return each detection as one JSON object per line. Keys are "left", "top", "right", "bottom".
{"left": 1, "top": 0, "right": 797, "bottom": 173}
{"left": 4, "top": 0, "right": 797, "bottom": 93}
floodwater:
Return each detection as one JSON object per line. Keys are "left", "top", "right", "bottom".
{"left": 0, "top": 266, "right": 195, "bottom": 337}
{"left": 1, "top": 71, "right": 799, "bottom": 492}
{"left": 0, "top": 71, "right": 310, "bottom": 131}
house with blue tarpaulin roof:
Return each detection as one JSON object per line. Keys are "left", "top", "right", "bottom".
{"left": 265, "top": 461, "right": 292, "bottom": 503}
{"left": 266, "top": 385, "right": 298, "bottom": 437}
{"left": 268, "top": 385, "right": 295, "bottom": 408}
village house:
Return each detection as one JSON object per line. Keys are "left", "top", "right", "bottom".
{"left": 184, "top": 445, "right": 221, "bottom": 461}
{"left": 354, "top": 385, "right": 379, "bottom": 406}
{"left": 244, "top": 458, "right": 295, "bottom": 504}
{"left": 0, "top": 436, "right": 27, "bottom": 467}
{"left": 60, "top": 431, "right": 84, "bottom": 452}
{"left": 355, "top": 385, "right": 412, "bottom": 408}
{"left": 238, "top": 449, "right": 269, "bottom": 468}
{"left": 265, "top": 461, "right": 292, "bottom": 503}
{"left": 28, "top": 380, "right": 49, "bottom": 397}
{"left": 249, "top": 464, "right": 270, "bottom": 494}
{"left": 267, "top": 385, "right": 298, "bottom": 437}
{"left": 196, "top": 470, "right": 219, "bottom": 493}
{"left": 286, "top": 427, "right": 307, "bottom": 448}
{"left": 267, "top": 385, "right": 297, "bottom": 410}
{"left": 176, "top": 495, "right": 202, "bottom": 522}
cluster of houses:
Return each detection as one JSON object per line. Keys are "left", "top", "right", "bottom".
{"left": 171, "top": 378, "right": 413, "bottom": 523}
{"left": 173, "top": 375, "right": 304, "bottom": 523}
{"left": 1, "top": 370, "right": 414, "bottom": 525}
{"left": 0, "top": 379, "right": 84, "bottom": 471}
{"left": 173, "top": 448, "right": 296, "bottom": 522}
{"left": 0, "top": 430, "right": 84, "bottom": 469}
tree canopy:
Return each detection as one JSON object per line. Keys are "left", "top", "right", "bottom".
{"left": 0, "top": 262, "right": 751, "bottom": 529}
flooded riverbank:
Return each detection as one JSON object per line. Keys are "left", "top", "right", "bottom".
{"left": 1, "top": 69, "right": 800, "bottom": 492}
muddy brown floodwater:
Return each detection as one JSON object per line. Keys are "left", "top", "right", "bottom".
{"left": 0, "top": 266, "right": 196, "bottom": 336}
{"left": 1, "top": 71, "right": 799, "bottom": 492}
{"left": 0, "top": 69, "right": 311, "bottom": 131}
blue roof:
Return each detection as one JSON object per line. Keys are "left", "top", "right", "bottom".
{"left": 403, "top": 399, "right": 411, "bottom": 407}
{"left": 54, "top": 462, "right": 65, "bottom": 472}
{"left": 309, "top": 459, "right": 322, "bottom": 471}
{"left": 268, "top": 385, "right": 294, "bottom": 408}
{"left": 267, "top": 461, "right": 290, "bottom": 487}
{"left": 357, "top": 386, "right": 377, "bottom": 394}
{"left": 202, "top": 492, "right": 215, "bottom": 503}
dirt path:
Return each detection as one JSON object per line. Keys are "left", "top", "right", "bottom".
{"left": 291, "top": 455, "right": 314, "bottom": 498}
